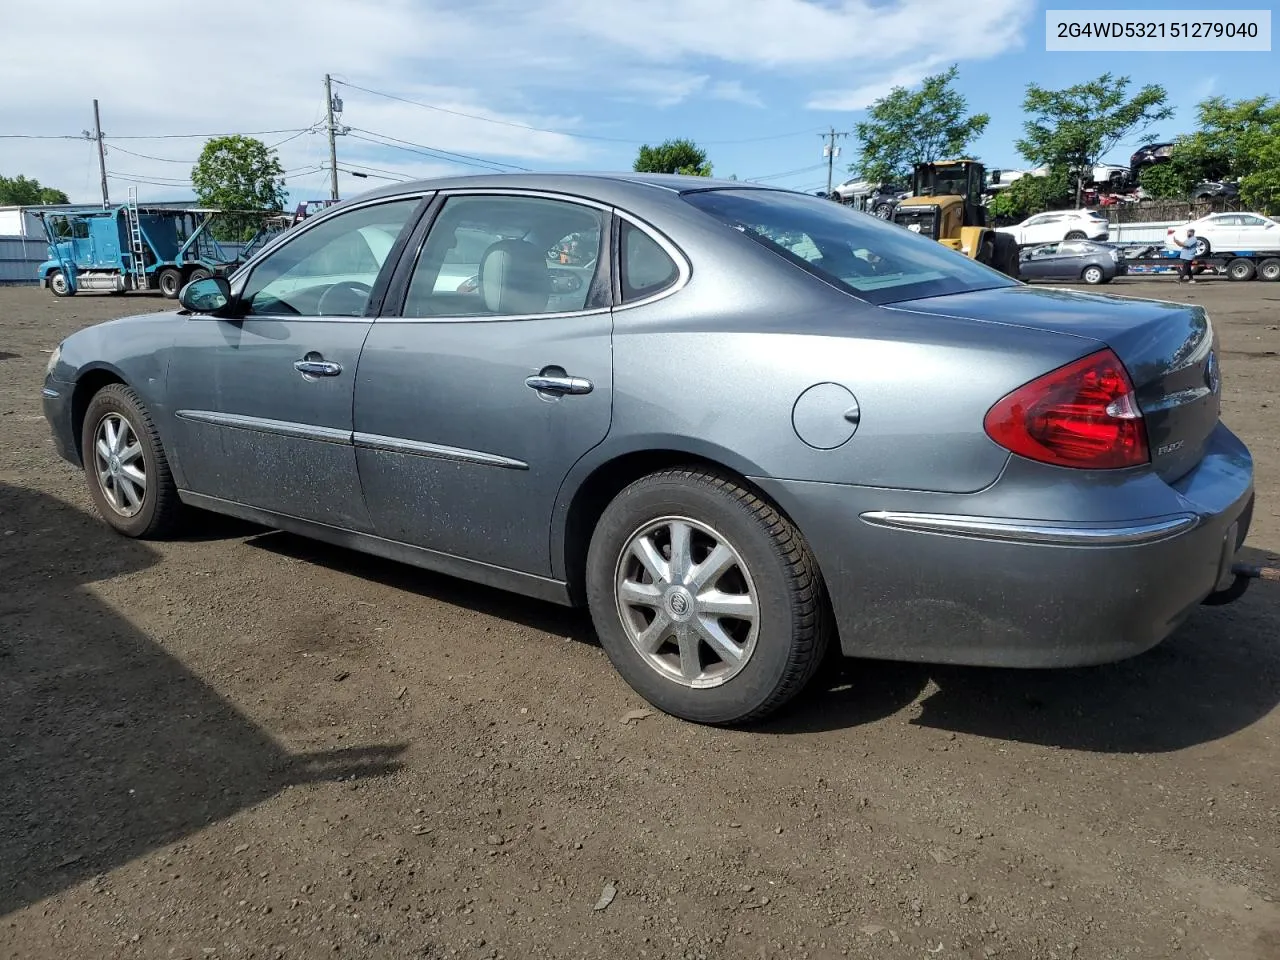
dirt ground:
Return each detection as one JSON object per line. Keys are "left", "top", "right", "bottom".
{"left": 1, "top": 277, "right": 1277, "bottom": 960}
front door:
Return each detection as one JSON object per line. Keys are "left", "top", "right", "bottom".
{"left": 1019, "top": 243, "right": 1059, "bottom": 279}
{"left": 166, "top": 196, "right": 424, "bottom": 530}
{"left": 354, "top": 192, "right": 613, "bottom": 576}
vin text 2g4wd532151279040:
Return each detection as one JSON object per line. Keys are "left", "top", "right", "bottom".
{"left": 42, "top": 173, "right": 1256, "bottom": 725}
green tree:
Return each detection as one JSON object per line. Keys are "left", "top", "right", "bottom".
{"left": 191, "top": 135, "right": 287, "bottom": 212}
{"left": 633, "top": 138, "right": 713, "bottom": 176}
{"left": 987, "top": 170, "right": 1074, "bottom": 220}
{"left": 1015, "top": 73, "right": 1173, "bottom": 205}
{"left": 1144, "top": 96, "right": 1280, "bottom": 212}
{"left": 0, "top": 174, "right": 70, "bottom": 205}
{"left": 852, "top": 65, "right": 989, "bottom": 183}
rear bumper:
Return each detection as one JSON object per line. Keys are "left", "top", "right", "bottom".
{"left": 42, "top": 377, "right": 80, "bottom": 468}
{"left": 754, "top": 423, "right": 1255, "bottom": 668}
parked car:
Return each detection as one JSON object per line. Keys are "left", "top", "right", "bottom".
{"left": 41, "top": 173, "right": 1255, "bottom": 725}
{"left": 1018, "top": 239, "right": 1126, "bottom": 284}
{"left": 1129, "top": 142, "right": 1175, "bottom": 179}
{"left": 1166, "top": 212, "right": 1280, "bottom": 256}
{"left": 997, "top": 210, "right": 1110, "bottom": 246}
{"left": 1191, "top": 181, "right": 1239, "bottom": 201}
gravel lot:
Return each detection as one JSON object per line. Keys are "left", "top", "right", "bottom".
{"left": 1, "top": 278, "right": 1278, "bottom": 960}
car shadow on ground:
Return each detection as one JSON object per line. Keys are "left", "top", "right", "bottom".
{"left": 771, "top": 543, "right": 1280, "bottom": 752}
{"left": 245, "top": 530, "right": 1280, "bottom": 754}
{"left": 246, "top": 530, "right": 600, "bottom": 645}
{"left": 0, "top": 483, "right": 407, "bottom": 919}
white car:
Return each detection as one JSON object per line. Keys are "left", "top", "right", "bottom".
{"left": 997, "top": 210, "right": 1110, "bottom": 247}
{"left": 1166, "top": 212, "right": 1280, "bottom": 256}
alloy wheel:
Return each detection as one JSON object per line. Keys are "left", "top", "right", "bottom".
{"left": 93, "top": 412, "right": 147, "bottom": 517}
{"left": 614, "top": 516, "right": 759, "bottom": 689}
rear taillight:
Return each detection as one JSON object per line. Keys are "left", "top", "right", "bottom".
{"left": 984, "top": 348, "right": 1149, "bottom": 469}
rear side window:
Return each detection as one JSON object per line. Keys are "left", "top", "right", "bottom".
{"left": 620, "top": 221, "right": 679, "bottom": 302}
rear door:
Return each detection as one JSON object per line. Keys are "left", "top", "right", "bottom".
{"left": 352, "top": 191, "right": 615, "bottom": 576}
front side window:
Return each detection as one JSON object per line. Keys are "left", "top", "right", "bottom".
{"left": 239, "top": 198, "right": 420, "bottom": 317}
{"left": 403, "top": 195, "right": 605, "bottom": 317}
{"left": 684, "top": 188, "right": 1017, "bottom": 305}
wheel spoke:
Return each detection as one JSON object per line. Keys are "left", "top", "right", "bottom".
{"left": 118, "top": 475, "right": 141, "bottom": 510}
{"left": 118, "top": 441, "right": 143, "bottom": 466}
{"left": 697, "top": 589, "right": 757, "bottom": 621}
{"left": 689, "top": 544, "right": 736, "bottom": 592}
{"left": 630, "top": 535, "right": 670, "bottom": 586}
{"left": 676, "top": 626, "right": 702, "bottom": 681}
{"left": 103, "top": 417, "right": 120, "bottom": 453}
{"left": 98, "top": 470, "right": 118, "bottom": 507}
{"left": 635, "top": 610, "right": 674, "bottom": 653}
{"left": 95, "top": 438, "right": 112, "bottom": 463}
{"left": 120, "top": 464, "right": 147, "bottom": 489}
{"left": 667, "top": 521, "right": 693, "bottom": 584}
{"left": 618, "top": 579, "right": 663, "bottom": 610}
{"left": 694, "top": 617, "right": 746, "bottom": 664}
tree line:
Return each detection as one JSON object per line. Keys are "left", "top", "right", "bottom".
{"left": 632, "top": 69, "right": 1280, "bottom": 218}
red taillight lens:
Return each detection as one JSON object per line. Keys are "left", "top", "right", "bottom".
{"left": 984, "top": 348, "right": 1149, "bottom": 469}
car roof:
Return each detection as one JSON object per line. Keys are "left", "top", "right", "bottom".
{"left": 341, "top": 171, "right": 778, "bottom": 210}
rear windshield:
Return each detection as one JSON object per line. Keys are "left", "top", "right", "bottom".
{"left": 682, "top": 188, "right": 1018, "bottom": 305}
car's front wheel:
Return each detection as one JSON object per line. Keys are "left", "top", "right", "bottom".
{"left": 80, "top": 383, "right": 184, "bottom": 539}
{"left": 585, "top": 468, "right": 830, "bottom": 725}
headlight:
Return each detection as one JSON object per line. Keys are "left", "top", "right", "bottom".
{"left": 45, "top": 343, "right": 62, "bottom": 378}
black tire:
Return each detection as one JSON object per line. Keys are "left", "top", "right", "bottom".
{"left": 873, "top": 202, "right": 894, "bottom": 220}
{"left": 48, "top": 270, "right": 74, "bottom": 297}
{"left": 1258, "top": 258, "right": 1280, "bottom": 282}
{"left": 80, "top": 383, "right": 184, "bottom": 539}
{"left": 1226, "top": 258, "right": 1257, "bottom": 282}
{"left": 1064, "top": 230, "right": 1087, "bottom": 240}
{"left": 157, "top": 267, "right": 182, "bottom": 298}
{"left": 186, "top": 267, "right": 212, "bottom": 285}
{"left": 991, "top": 232, "right": 1020, "bottom": 279}
{"left": 1082, "top": 264, "right": 1106, "bottom": 285}
{"left": 585, "top": 468, "right": 830, "bottom": 726}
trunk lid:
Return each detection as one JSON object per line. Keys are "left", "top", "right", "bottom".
{"left": 889, "top": 285, "right": 1221, "bottom": 483}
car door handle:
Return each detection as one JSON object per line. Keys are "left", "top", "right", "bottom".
{"left": 294, "top": 358, "right": 343, "bottom": 377}
{"left": 525, "top": 374, "right": 593, "bottom": 395}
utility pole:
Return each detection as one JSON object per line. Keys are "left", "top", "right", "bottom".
{"left": 325, "top": 74, "right": 340, "bottom": 201}
{"left": 87, "top": 99, "right": 109, "bottom": 208}
{"left": 821, "top": 127, "right": 851, "bottom": 197}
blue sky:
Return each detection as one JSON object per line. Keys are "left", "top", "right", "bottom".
{"left": 1, "top": 0, "right": 1275, "bottom": 205}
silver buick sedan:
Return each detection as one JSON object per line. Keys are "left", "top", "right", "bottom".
{"left": 42, "top": 173, "right": 1255, "bottom": 725}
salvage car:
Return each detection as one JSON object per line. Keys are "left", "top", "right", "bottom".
{"left": 998, "top": 209, "right": 1111, "bottom": 246}
{"left": 1018, "top": 239, "right": 1126, "bottom": 284}
{"left": 42, "top": 173, "right": 1255, "bottom": 725}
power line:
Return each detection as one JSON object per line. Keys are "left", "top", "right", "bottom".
{"left": 103, "top": 142, "right": 196, "bottom": 164}
{"left": 347, "top": 131, "right": 520, "bottom": 173}
{"left": 348, "top": 127, "right": 531, "bottom": 171}
{"left": 333, "top": 78, "right": 825, "bottom": 146}
{"left": 746, "top": 163, "right": 827, "bottom": 183}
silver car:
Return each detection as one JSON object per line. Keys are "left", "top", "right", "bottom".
{"left": 41, "top": 173, "right": 1256, "bottom": 725}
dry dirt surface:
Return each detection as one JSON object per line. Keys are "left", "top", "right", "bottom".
{"left": 1, "top": 278, "right": 1278, "bottom": 960}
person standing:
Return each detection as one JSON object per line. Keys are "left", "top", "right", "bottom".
{"left": 1172, "top": 227, "right": 1198, "bottom": 283}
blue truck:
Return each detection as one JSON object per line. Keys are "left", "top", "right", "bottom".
{"left": 37, "top": 192, "right": 284, "bottom": 298}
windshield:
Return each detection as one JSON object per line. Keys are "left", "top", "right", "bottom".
{"left": 683, "top": 188, "right": 1018, "bottom": 305}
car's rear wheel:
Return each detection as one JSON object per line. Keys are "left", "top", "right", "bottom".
{"left": 1258, "top": 258, "right": 1280, "bottom": 282}
{"left": 585, "top": 468, "right": 830, "bottom": 725}
{"left": 80, "top": 383, "right": 184, "bottom": 539}
{"left": 1082, "top": 264, "right": 1106, "bottom": 284}
{"left": 1064, "top": 230, "right": 1087, "bottom": 240}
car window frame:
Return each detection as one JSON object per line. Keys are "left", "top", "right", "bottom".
{"left": 379, "top": 188, "right": 616, "bottom": 323}
{"left": 224, "top": 192, "right": 433, "bottom": 321}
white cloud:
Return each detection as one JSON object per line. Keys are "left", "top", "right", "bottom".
{"left": 1, "top": 0, "right": 1033, "bottom": 203}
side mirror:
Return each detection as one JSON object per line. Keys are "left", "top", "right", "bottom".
{"left": 179, "top": 276, "right": 232, "bottom": 314}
